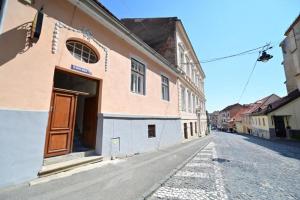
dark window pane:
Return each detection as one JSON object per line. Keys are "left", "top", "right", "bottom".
{"left": 148, "top": 124, "right": 156, "bottom": 138}
{"left": 83, "top": 46, "right": 90, "bottom": 53}
{"left": 161, "top": 75, "right": 169, "bottom": 100}
{"left": 82, "top": 57, "right": 89, "bottom": 63}
{"left": 82, "top": 51, "right": 89, "bottom": 59}
{"left": 131, "top": 74, "right": 135, "bottom": 92}
{"left": 74, "top": 48, "right": 81, "bottom": 57}
{"left": 137, "top": 76, "right": 141, "bottom": 93}
{"left": 75, "top": 43, "right": 82, "bottom": 49}
{"left": 66, "top": 43, "right": 74, "bottom": 51}
{"left": 89, "top": 55, "right": 97, "bottom": 63}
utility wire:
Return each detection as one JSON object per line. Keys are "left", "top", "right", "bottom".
{"left": 237, "top": 53, "right": 260, "bottom": 103}
{"left": 200, "top": 44, "right": 270, "bottom": 63}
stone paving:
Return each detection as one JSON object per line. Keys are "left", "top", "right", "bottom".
{"left": 148, "top": 142, "right": 228, "bottom": 200}
{"left": 148, "top": 131, "right": 300, "bottom": 200}
{"left": 214, "top": 132, "right": 300, "bottom": 200}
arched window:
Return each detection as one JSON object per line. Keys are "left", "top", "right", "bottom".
{"left": 66, "top": 40, "right": 98, "bottom": 64}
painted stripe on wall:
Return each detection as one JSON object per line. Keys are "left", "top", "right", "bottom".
{"left": 101, "top": 113, "right": 180, "bottom": 120}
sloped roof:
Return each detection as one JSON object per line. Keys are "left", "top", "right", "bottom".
{"left": 285, "top": 14, "right": 300, "bottom": 36}
{"left": 70, "top": 0, "right": 180, "bottom": 76}
{"left": 244, "top": 94, "right": 280, "bottom": 114}
{"left": 91, "top": 0, "right": 120, "bottom": 21}
{"left": 121, "top": 17, "right": 178, "bottom": 65}
{"left": 255, "top": 89, "right": 300, "bottom": 115}
{"left": 221, "top": 103, "right": 242, "bottom": 112}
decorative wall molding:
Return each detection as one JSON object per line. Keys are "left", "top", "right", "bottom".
{"left": 52, "top": 21, "right": 109, "bottom": 71}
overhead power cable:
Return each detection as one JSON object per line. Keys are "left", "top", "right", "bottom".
{"left": 237, "top": 53, "right": 260, "bottom": 103}
{"left": 200, "top": 44, "right": 271, "bottom": 63}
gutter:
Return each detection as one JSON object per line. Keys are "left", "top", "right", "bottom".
{"left": 68, "top": 0, "right": 179, "bottom": 76}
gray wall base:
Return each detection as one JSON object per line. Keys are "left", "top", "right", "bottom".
{"left": 96, "top": 114, "right": 182, "bottom": 157}
{"left": 0, "top": 109, "right": 48, "bottom": 188}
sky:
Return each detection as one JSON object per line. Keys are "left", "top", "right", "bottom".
{"left": 100, "top": 0, "right": 300, "bottom": 112}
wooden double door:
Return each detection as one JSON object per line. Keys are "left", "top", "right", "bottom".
{"left": 44, "top": 89, "right": 98, "bottom": 158}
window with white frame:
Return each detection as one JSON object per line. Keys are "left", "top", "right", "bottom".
{"left": 179, "top": 45, "right": 185, "bottom": 69}
{"left": 199, "top": 81, "right": 202, "bottom": 91}
{"left": 187, "top": 90, "right": 192, "bottom": 112}
{"left": 131, "top": 58, "right": 146, "bottom": 95}
{"left": 161, "top": 75, "right": 169, "bottom": 101}
{"left": 192, "top": 94, "right": 196, "bottom": 113}
{"left": 200, "top": 101, "right": 203, "bottom": 113}
{"left": 185, "top": 56, "right": 190, "bottom": 77}
{"left": 191, "top": 64, "right": 195, "bottom": 82}
{"left": 181, "top": 86, "right": 186, "bottom": 111}
{"left": 66, "top": 40, "right": 98, "bottom": 63}
{"left": 200, "top": 81, "right": 204, "bottom": 92}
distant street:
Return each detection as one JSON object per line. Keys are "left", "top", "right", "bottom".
{"left": 1, "top": 132, "right": 300, "bottom": 200}
{"left": 149, "top": 131, "right": 300, "bottom": 200}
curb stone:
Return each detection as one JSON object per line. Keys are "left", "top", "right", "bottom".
{"left": 138, "top": 136, "right": 213, "bottom": 200}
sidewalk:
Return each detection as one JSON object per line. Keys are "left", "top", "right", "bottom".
{"left": 0, "top": 135, "right": 212, "bottom": 200}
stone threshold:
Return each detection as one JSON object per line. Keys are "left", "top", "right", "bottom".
{"left": 39, "top": 151, "right": 103, "bottom": 177}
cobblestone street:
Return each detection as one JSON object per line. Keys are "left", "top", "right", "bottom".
{"left": 148, "top": 131, "right": 300, "bottom": 200}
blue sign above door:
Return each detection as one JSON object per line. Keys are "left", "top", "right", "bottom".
{"left": 70, "top": 64, "right": 92, "bottom": 75}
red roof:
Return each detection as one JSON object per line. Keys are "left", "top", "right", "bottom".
{"left": 255, "top": 89, "right": 300, "bottom": 115}
{"left": 243, "top": 94, "right": 280, "bottom": 114}
{"left": 231, "top": 105, "right": 252, "bottom": 122}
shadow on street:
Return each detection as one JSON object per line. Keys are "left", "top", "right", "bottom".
{"left": 215, "top": 131, "right": 300, "bottom": 160}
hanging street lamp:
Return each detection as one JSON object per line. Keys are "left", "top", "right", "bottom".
{"left": 257, "top": 44, "right": 273, "bottom": 62}
{"left": 257, "top": 50, "right": 273, "bottom": 62}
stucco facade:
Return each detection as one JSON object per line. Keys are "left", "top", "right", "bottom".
{"left": 250, "top": 96, "right": 300, "bottom": 140}
{"left": 267, "top": 97, "right": 300, "bottom": 138}
{"left": 0, "top": 0, "right": 208, "bottom": 188}
{"left": 218, "top": 104, "right": 244, "bottom": 132}
{"left": 280, "top": 15, "right": 300, "bottom": 93}
{"left": 120, "top": 17, "right": 208, "bottom": 140}
{"left": 251, "top": 115, "right": 270, "bottom": 139}
{"left": 176, "top": 22, "right": 207, "bottom": 139}
{"left": 237, "top": 94, "right": 281, "bottom": 136}
{"left": 209, "top": 111, "right": 219, "bottom": 129}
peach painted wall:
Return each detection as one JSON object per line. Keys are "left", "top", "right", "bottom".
{"left": 0, "top": 0, "right": 179, "bottom": 116}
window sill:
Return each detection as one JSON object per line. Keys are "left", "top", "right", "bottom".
{"left": 161, "top": 98, "right": 170, "bottom": 102}
{"left": 130, "top": 91, "right": 146, "bottom": 97}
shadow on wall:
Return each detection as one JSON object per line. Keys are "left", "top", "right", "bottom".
{"left": 242, "top": 134, "right": 300, "bottom": 160}
{"left": 0, "top": 22, "right": 34, "bottom": 66}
